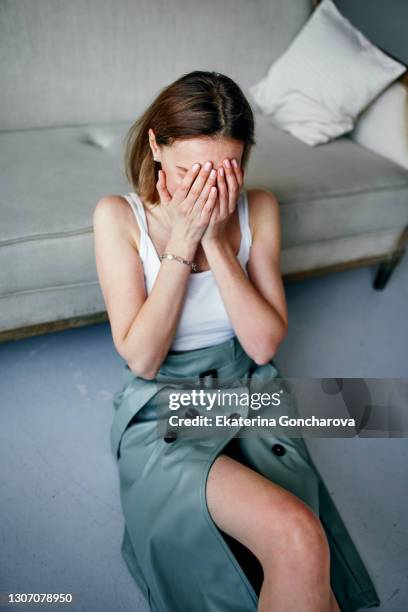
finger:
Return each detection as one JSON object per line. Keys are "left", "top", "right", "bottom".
{"left": 216, "top": 167, "right": 228, "bottom": 219}
{"left": 193, "top": 167, "right": 218, "bottom": 213}
{"left": 222, "top": 158, "right": 239, "bottom": 214}
{"left": 173, "top": 162, "right": 202, "bottom": 205}
{"left": 200, "top": 186, "right": 218, "bottom": 223}
{"left": 208, "top": 198, "right": 219, "bottom": 224}
{"left": 231, "top": 158, "right": 244, "bottom": 190}
{"left": 156, "top": 170, "right": 172, "bottom": 205}
{"left": 184, "top": 161, "right": 215, "bottom": 210}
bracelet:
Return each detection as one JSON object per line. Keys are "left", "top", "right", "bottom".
{"left": 159, "top": 252, "right": 198, "bottom": 272}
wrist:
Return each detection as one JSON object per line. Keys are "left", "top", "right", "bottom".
{"left": 201, "top": 235, "right": 223, "bottom": 251}
{"left": 166, "top": 234, "right": 198, "bottom": 260}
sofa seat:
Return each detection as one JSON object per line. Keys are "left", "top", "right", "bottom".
{"left": 0, "top": 122, "right": 129, "bottom": 332}
{"left": 1, "top": 114, "right": 407, "bottom": 333}
{"left": 249, "top": 112, "right": 408, "bottom": 247}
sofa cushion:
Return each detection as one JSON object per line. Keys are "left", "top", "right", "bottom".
{"left": 349, "top": 81, "right": 408, "bottom": 171}
{"left": 246, "top": 112, "right": 408, "bottom": 247}
{"left": 0, "top": 0, "right": 313, "bottom": 131}
{"left": 0, "top": 124, "right": 129, "bottom": 296}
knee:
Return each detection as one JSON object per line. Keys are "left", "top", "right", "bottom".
{"left": 288, "top": 508, "right": 330, "bottom": 563}
{"left": 260, "top": 504, "right": 330, "bottom": 572}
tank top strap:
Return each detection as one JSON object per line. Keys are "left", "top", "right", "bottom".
{"left": 237, "top": 189, "right": 253, "bottom": 263}
{"left": 124, "top": 192, "right": 149, "bottom": 233}
{"left": 242, "top": 190, "right": 253, "bottom": 247}
{"left": 122, "top": 192, "right": 151, "bottom": 260}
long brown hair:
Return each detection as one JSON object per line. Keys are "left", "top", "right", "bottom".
{"left": 123, "top": 70, "right": 256, "bottom": 207}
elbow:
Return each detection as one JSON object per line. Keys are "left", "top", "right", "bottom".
{"left": 252, "top": 349, "right": 277, "bottom": 366}
{"left": 251, "top": 325, "right": 288, "bottom": 366}
{"left": 127, "top": 360, "right": 158, "bottom": 380}
{"left": 120, "top": 346, "right": 158, "bottom": 380}
{"left": 250, "top": 340, "right": 277, "bottom": 365}
{"left": 143, "top": 366, "right": 159, "bottom": 380}
{"left": 117, "top": 337, "right": 159, "bottom": 380}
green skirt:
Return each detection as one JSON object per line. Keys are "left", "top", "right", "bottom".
{"left": 111, "top": 336, "right": 380, "bottom": 612}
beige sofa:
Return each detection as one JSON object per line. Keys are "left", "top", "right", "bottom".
{"left": 1, "top": 0, "right": 407, "bottom": 342}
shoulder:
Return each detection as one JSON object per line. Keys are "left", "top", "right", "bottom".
{"left": 93, "top": 194, "right": 140, "bottom": 251}
{"left": 93, "top": 194, "right": 131, "bottom": 220}
{"left": 246, "top": 188, "right": 280, "bottom": 243}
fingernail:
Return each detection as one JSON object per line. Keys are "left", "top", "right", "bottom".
{"left": 232, "top": 159, "right": 238, "bottom": 168}
{"left": 210, "top": 169, "right": 217, "bottom": 178}
{"left": 192, "top": 163, "right": 200, "bottom": 171}
{"left": 219, "top": 167, "right": 224, "bottom": 176}
{"left": 205, "top": 161, "right": 212, "bottom": 170}
{"left": 224, "top": 159, "right": 231, "bottom": 168}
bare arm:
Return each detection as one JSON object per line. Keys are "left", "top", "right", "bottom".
{"left": 93, "top": 201, "right": 196, "bottom": 378}
{"left": 203, "top": 189, "right": 288, "bottom": 364}
{"left": 93, "top": 163, "right": 217, "bottom": 379}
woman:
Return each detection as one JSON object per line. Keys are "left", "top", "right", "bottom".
{"left": 93, "top": 71, "right": 380, "bottom": 612}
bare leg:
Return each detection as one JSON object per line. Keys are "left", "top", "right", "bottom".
{"left": 206, "top": 454, "right": 333, "bottom": 612}
{"left": 330, "top": 588, "right": 341, "bottom": 612}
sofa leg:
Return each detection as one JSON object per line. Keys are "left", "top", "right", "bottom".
{"left": 373, "top": 226, "right": 408, "bottom": 290}
{"left": 373, "top": 249, "right": 405, "bottom": 290}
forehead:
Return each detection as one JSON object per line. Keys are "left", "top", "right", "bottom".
{"left": 169, "top": 136, "right": 243, "bottom": 167}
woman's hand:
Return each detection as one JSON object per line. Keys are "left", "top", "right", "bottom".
{"left": 201, "top": 158, "right": 244, "bottom": 248}
{"left": 157, "top": 162, "right": 218, "bottom": 246}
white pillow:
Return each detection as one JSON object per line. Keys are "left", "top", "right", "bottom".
{"left": 350, "top": 81, "right": 408, "bottom": 170}
{"left": 249, "top": 0, "right": 406, "bottom": 146}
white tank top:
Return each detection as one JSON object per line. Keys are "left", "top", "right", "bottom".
{"left": 122, "top": 190, "right": 252, "bottom": 351}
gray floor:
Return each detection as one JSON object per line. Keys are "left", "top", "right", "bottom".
{"left": 0, "top": 257, "right": 407, "bottom": 612}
